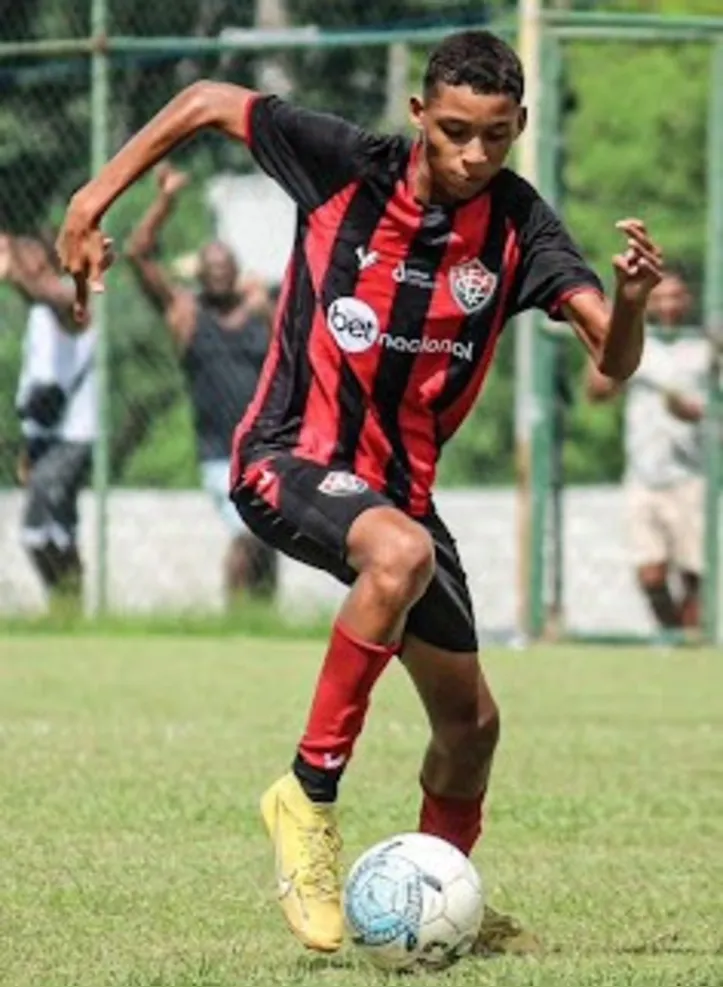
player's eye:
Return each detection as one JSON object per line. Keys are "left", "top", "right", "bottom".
{"left": 485, "top": 129, "right": 511, "bottom": 143}
{"left": 440, "top": 122, "right": 470, "bottom": 141}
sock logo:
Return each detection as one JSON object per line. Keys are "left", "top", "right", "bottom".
{"left": 323, "top": 752, "right": 346, "bottom": 770}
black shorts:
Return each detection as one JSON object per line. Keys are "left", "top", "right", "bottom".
{"left": 231, "top": 453, "right": 477, "bottom": 653}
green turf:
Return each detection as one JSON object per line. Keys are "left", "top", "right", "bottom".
{"left": 1, "top": 637, "right": 721, "bottom": 986}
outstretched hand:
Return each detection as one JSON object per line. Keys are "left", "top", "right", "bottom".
{"left": 613, "top": 218, "right": 663, "bottom": 307}
{"left": 56, "top": 203, "right": 114, "bottom": 324}
{"left": 156, "top": 161, "right": 189, "bottom": 198}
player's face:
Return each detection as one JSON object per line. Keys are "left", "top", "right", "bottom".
{"left": 411, "top": 84, "right": 525, "bottom": 203}
{"left": 647, "top": 274, "right": 691, "bottom": 329}
{"left": 199, "top": 243, "right": 238, "bottom": 299}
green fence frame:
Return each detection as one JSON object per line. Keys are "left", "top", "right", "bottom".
{"left": 528, "top": 17, "right": 723, "bottom": 645}
{"left": 2, "top": 7, "right": 723, "bottom": 631}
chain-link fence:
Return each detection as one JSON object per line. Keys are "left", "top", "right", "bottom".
{"left": 1, "top": 3, "right": 722, "bottom": 641}
{"left": 526, "top": 19, "right": 723, "bottom": 644}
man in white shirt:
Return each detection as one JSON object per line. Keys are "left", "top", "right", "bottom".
{"left": 587, "top": 267, "right": 708, "bottom": 633}
{"left": 1, "top": 234, "right": 97, "bottom": 610}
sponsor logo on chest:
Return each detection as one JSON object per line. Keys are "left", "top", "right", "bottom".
{"left": 326, "top": 296, "right": 474, "bottom": 361}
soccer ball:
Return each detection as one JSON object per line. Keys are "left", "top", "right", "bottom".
{"left": 343, "top": 833, "right": 484, "bottom": 971}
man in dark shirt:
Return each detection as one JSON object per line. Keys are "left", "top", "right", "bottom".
{"left": 58, "top": 29, "right": 663, "bottom": 957}
{"left": 126, "top": 164, "right": 277, "bottom": 603}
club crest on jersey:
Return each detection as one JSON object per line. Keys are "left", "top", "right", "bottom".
{"left": 449, "top": 259, "right": 498, "bottom": 314}
{"left": 318, "top": 471, "right": 369, "bottom": 497}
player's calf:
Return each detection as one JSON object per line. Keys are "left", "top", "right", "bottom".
{"left": 418, "top": 701, "right": 500, "bottom": 857}
{"left": 426, "top": 700, "right": 501, "bottom": 796}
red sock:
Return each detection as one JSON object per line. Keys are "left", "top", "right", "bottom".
{"left": 419, "top": 781, "right": 484, "bottom": 857}
{"left": 297, "top": 621, "right": 397, "bottom": 775}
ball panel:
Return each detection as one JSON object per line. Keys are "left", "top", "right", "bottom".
{"left": 343, "top": 832, "right": 485, "bottom": 972}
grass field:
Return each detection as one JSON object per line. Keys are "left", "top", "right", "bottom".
{"left": 2, "top": 635, "right": 722, "bottom": 987}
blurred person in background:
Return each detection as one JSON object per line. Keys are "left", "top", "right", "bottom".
{"left": 0, "top": 233, "right": 96, "bottom": 614}
{"left": 587, "top": 266, "right": 708, "bottom": 638}
{"left": 125, "top": 162, "right": 277, "bottom": 606}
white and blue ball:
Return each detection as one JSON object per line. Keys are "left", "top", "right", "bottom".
{"left": 343, "top": 832, "right": 484, "bottom": 971}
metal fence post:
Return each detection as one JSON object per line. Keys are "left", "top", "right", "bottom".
{"left": 529, "top": 30, "right": 563, "bottom": 639}
{"left": 90, "top": 0, "right": 110, "bottom": 615}
{"left": 703, "top": 41, "right": 723, "bottom": 644}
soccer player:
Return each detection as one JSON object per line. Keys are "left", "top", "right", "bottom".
{"left": 587, "top": 266, "right": 707, "bottom": 636}
{"left": 126, "top": 162, "right": 277, "bottom": 604}
{"left": 57, "top": 30, "right": 663, "bottom": 955}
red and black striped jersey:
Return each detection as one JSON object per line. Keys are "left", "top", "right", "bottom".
{"left": 232, "top": 95, "right": 602, "bottom": 516}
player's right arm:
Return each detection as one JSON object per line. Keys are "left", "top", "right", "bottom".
{"left": 58, "top": 81, "right": 370, "bottom": 322}
{"left": 58, "top": 81, "right": 256, "bottom": 321}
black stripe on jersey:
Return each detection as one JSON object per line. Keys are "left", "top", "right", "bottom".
{"left": 239, "top": 233, "right": 308, "bottom": 458}
{"left": 372, "top": 209, "right": 452, "bottom": 505}
{"left": 431, "top": 199, "right": 510, "bottom": 415}
{"left": 317, "top": 183, "right": 396, "bottom": 465}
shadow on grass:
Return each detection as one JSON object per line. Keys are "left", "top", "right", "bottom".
{"left": 295, "top": 953, "right": 359, "bottom": 972}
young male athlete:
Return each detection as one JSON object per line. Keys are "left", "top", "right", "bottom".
{"left": 57, "top": 30, "right": 663, "bottom": 956}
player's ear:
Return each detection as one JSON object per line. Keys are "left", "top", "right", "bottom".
{"left": 409, "top": 95, "right": 424, "bottom": 132}
{"left": 517, "top": 105, "right": 528, "bottom": 137}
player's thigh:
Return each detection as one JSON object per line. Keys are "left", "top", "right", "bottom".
{"left": 231, "top": 455, "right": 393, "bottom": 583}
{"left": 404, "top": 510, "right": 478, "bottom": 654}
{"left": 626, "top": 484, "right": 667, "bottom": 568}
{"left": 669, "top": 476, "right": 704, "bottom": 575}
{"left": 399, "top": 511, "right": 497, "bottom": 725}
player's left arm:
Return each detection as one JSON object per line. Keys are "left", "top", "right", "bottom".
{"left": 562, "top": 218, "right": 663, "bottom": 381}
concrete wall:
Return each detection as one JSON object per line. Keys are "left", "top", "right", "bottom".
{"left": 0, "top": 487, "right": 654, "bottom": 636}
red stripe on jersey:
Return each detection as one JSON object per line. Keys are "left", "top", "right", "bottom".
{"left": 352, "top": 208, "right": 425, "bottom": 491}
{"left": 549, "top": 285, "right": 604, "bottom": 317}
{"left": 239, "top": 455, "right": 281, "bottom": 509}
{"left": 242, "top": 92, "right": 261, "bottom": 145}
{"left": 437, "top": 223, "right": 521, "bottom": 442}
{"left": 294, "top": 181, "right": 361, "bottom": 463}
{"left": 230, "top": 255, "right": 294, "bottom": 489}
{"left": 402, "top": 195, "right": 492, "bottom": 515}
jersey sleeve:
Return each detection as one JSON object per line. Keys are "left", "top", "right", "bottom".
{"left": 507, "top": 183, "right": 603, "bottom": 321}
{"left": 246, "top": 95, "right": 370, "bottom": 213}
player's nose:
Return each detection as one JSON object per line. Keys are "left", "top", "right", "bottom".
{"left": 462, "top": 137, "right": 488, "bottom": 169}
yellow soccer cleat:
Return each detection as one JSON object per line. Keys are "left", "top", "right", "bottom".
{"left": 473, "top": 905, "right": 543, "bottom": 957}
{"left": 260, "top": 772, "right": 344, "bottom": 952}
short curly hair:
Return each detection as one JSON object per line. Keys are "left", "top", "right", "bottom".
{"left": 423, "top": 30, "right": 525, "bottom": 104}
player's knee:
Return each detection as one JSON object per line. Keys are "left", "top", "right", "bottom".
{"left": 367, "top": 528, "right": 436, "bottom": 610}
{"left": 435, "top": 700, "right": 500, "bottom": 766}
